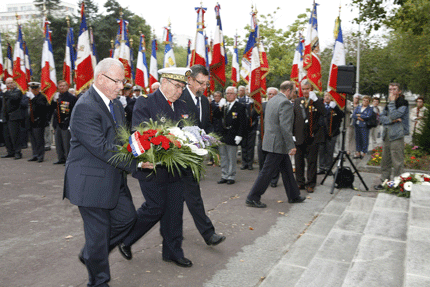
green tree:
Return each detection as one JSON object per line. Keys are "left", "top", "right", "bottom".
{"left": 33, "top": 0, "right": 61, "bottom": 16}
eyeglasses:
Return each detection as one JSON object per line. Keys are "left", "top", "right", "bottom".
{"left": 194, "top": 78, "right": 210, "bottom": 87}
{"left": 103, "top": 74, "right": 127, "bottom": 85}
{"left": 167, "top": 78, "right": 186, "bottom": 90}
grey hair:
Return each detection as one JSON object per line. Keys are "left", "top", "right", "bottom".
{"left": 301, "top": 79, "right": 311, "bottom": 87}
{"left": 94, "top": 58, "right": 124, "bottom": 79}
{"left": 226, "top": 86, "right": 238, "bottom": 94}
{"left": 238, "top": 85, "right": 245, "bottom": 90}
{"left": 267, "top": 87, "right": 279, "bottom": 93}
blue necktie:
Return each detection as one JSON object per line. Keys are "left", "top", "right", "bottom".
{"left": 109, "top": 101, "right": 117, "bottom": 126}
{"left": 196, "top": 96, "right": 200, "bottom": 121}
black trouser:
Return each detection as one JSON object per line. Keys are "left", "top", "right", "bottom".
{"left": 295, "top": 138, "right": 319, "bottom": 188}
{"left": 247, "top": 152, "right": 300, "bottom": 202}
{"left": 55, "top": 127, "right": 71, "bottom": 161}
{"left": 241, "top": 129, "right": 257, "bottom": 167}
{"left": 182, "top": 170, "right": 215, "bottom": 241}
{"left": 4, "top": 120, "right": 22, "bottom": 156}
{"left": 29, "top": 127, "right": 45, "bottom": 160}
{"left": 79, "top": 179, "right": 136, "bottom": 287}
{"left": 257, "top": 139, "right": 280, "bottom": 185}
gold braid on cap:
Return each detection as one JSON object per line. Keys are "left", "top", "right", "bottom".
{"left": 161, "top": 70, "right": 191, "bottom": 83}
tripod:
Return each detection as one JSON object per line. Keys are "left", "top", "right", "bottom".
{"left": 321, "top": 99, "right": 368, "bottom": 194}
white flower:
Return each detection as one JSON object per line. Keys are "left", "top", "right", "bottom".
{"left": 168, "top": 127, "right": 187, "bottom": 141}
{"left": 401, "top": 172, "right": 411, "bottom": 178}
{"left": 184, "top": 144, "right": 208, "bottom": 156}
{"left": 382, "top": 179, "right": 389, "bottom": 187}
{"left": 404, "top": 181, "right": 413, "bottom": 191}
{"left": 183, "top": 131, "right": 198, "bottom": 143}
{"left": 393, "top": 178, "right": 401, "bottom": 188}
{"left": 422, "top": 182, "right": 430, "bottom": 186}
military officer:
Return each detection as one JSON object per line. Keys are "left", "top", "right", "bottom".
{"left": 27, "top": 82, "right": 50, "bottom": 162}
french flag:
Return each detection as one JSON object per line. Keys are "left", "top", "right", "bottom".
{"left": 13, "top": 25, "right": 27, "bottom": 92}
{"left": 210, "top": 3, "right": 226, "bottom": 86}
{"left": 63, "top": 27, "right": 75, "bottom": 86}
{"left": 135, "top": 34, "right": 149, "bottom": 91}
{"left": 291, "top": 34, "right": 305, "bottom": 87}
{"left": 328, "top": 17, "right": 346, "bottom": 109}
{"left": 190, "top": 6, "right": 207, "bottom": 67}
{"left": 0, "top": 33, "right": 3, "bottom": 78}
{"left": 24, "top": 41, "right": 32, "bottom": 82}
{"left": 231, "top": 35, "right": 239, "bottom": 86}
{"left": 163, "top": 25, "right": 176, "bottom": 68}
{"left": 149, "top": 38, "right": 158, "bottom": 92}
{"left": 75, "top": 2, "right": 94, "bottom": 94}
{"left": 240, "top": 10, "right": 258, "bottom": 83}
{"left": 41, "top": 23, "right": 57, "bottom": 102}
{"left": 114, "top": 18, "right": 132, "bottom": 82}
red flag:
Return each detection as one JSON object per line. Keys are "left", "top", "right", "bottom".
{"left": 231, "top": 35, "right": 239, "bottom": 86}
{"left": 250, "top": 44, "right": 262, "bottom": 114}
{"left": 303, "top": 2, "right": 322, "bottom": 92}
{"left": 41, "top": 23, "right": 57, "bottom": 102}
{"left": 210, "top": 4, "right": 226, "bottom": 86}
{"left": 259, "top": 40, "right": 269, "bottom": 96}
{"left": 149, "top": 38, "right": 158, "bottom": 92}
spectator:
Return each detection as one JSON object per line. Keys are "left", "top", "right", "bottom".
{"left": 352, "top": 95, "right": 374, "bottom": 159}
{"left": 369, "top": 97, "right": 381, "bottom": 149}
{"left": 410, "top": 96, "right": 427, "bottom": 144}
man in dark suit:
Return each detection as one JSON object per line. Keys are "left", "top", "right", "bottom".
{"left": 257, "top": 87, "right": 280, "bottom": 187}
{"left": 119, "top": 67, "right": 194, "bottom": 268}
{"left": 1, "top": 77, "right": 24, "bottom": 159}
{"left": 213, "top": 86, "right": 247, "bottom": 184}
{"left": 238, "top": 85, "right": 258, "bottom": 170}
{"left": 52, "top": 80, "right": 77, "bottom": 164}
{"left": 26, "top": 82, "right": 50, "bottom": 162}
{"left": 63, "top": 58, "right": 138, "bottom": 287}
{"left": 179, "top": 64, "right": 226, "bottom": 247}
{"left": 293, "top": 80, "right": 326, "bottom": 193}
{"left": 246, "top": 81, "right": 305, "bottom": 208}
{"left": 318, "top": 92, "right": 345, "bottom": 175}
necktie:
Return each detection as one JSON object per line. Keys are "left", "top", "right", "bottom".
{"left": 326, "top": 103, "right": 330, "bottom": 110}
{"left": 195, "top": 97, "right": 200, "bottom": 121}
{"left": 109, "top": 101, "right": 117, "bottom": 126}
{"left": 167, "top": 100, "right": 173, "bottom": 107}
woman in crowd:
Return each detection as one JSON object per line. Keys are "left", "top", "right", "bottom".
{"left": 352, "top": 95, "right": 374, "bottom": 159}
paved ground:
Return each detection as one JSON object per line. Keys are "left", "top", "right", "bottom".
{"left": 0, "top": 145, "right": 381, "bottom": 287}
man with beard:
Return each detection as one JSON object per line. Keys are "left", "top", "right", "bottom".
{"left": 179, "top": 64, "right": 226, "bottom": 247}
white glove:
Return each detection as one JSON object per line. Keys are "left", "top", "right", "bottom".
{"left": 52, "top": 92, "right": 59, "bottom": 101}
{"left": 26, "top": 91, "right": 35, "bottom": 100}
{"left": 309, "top": 91, "right": 318, "bottom": 102}
{"left": 329, "top": 101, "right": 336, "bottom": 109}
{"left": 218, "top": 99, "right": 226, "bottom": 108}
{"left": 234, "top": 136, "right": 242, "bottom": 145}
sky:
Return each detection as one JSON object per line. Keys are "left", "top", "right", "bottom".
{"left": 94, "top": 0, "right": 360, "bottom": 50}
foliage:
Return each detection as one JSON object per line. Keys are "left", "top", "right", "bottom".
{"left": 367, "top": 143, "right": 430, "bottom": 170}
{"left": 415, "top": 107, "right": 430, "bottom": 153}
{"left": 33, "top": 0, "right": 61, "bottom": 16}
{"left": 381, "top": 172, "right": 430, "bottom": 198}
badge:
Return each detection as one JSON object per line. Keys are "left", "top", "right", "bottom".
{"left": 182, "top": 114, "right": 189, "bottom": 119}
{"left": 232, "top": 112, "right": 237, "bottom": 119}
{"left": 160, "top": 117, "right": 166, "bottom": 123}
{"left": 301, "top": 100, "right": 304, "bottom": 105}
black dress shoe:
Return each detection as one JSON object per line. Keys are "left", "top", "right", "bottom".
{"left": 227, "top": 179, "right": 235, "bottom": 184}
{"left": 270, "top": 183, "right": 277, "bottom": 188}
{"left": 37, "top": 159, "right": 44, "bottom": 163}
{"left": 288, "top": 196, "right": 306, "bottom": 203}
{"left": 205, "top": 233, "right": 226, "bottom": 246}
{"left": 217, "top": 178, "right": 227, "bottom": 184}
{"left": 118, "top": 243, "right": 132, "bottom": 260}
{"left": 163, "top": 257, "right": 193, "bottom": 268}
{"left": 44, "top": 147, "right": 51, "bottom": 151}
{"left": 246, "top": 199, "right": 267, "bottom": 208}
{"left": 28, "top": 157, "right": 38, "bottom": 162}
{"left": 317, "top": 170, "right": 326, "bottom": 175}
{"left": 240, "top": 165, "right": 248, "bottom": 170}
{"left": 248, "top": 166, "right": 254, "bottom": 170}
{"left": 14, "top": 153, "right": 22, "bottom": 160}
{"left": 53, "top": 160, "right": 66, "bottom": 165}
{"left": 78, "top": 249, "right": 85, "bottom": 265}
{"left": 298, "top": 185, "right": 306, "bottom": 190}
{"left": 1, "top": 154, "right": 15, "bottom": 158}
{"left": 374, "top": 184, "right": 385, "bottom": 190}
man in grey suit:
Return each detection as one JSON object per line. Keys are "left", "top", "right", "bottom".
{"left": 246, "top": 81, "right": 305, "bottom": 208}
{"left": 63, "top": 58, "right": 138, "bottom": 287}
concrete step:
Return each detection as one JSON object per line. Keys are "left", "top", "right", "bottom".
{"left": 405, "top": 184, "right": 430, "bottom": 287}
{"left": 259, "top": 196, "right": 376, "bottom": 287}
{"left": 342, "top": 193, "right": 409, "bottom": 287}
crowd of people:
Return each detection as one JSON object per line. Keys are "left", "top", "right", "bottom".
{"left": 1, "top": 59, "right": 423, "bottom": 287}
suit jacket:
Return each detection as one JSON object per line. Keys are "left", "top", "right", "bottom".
{"left": 238, "top": 95, "right": 258, "bottom": 132}
{"left": 52, "top": 91, "right": 77, "bottom": 130}
{"left": 262, "top": 93, "right": 295, "bottom": 154}
{"left": 180, "top": 88, "right": 213, "bottom": 133}
{"left": 293, "top": 97, "right": 326, "bottom": 145}
{"left": 352, "top": 105, "right": 373, "bottom": 128}
{"left": 213, "top": 101, "right": 247, "bottom": 146}
{"left": 131, "top": 89, "right": 189, "bottom": 182}
{"left": 63, "top": 86, "right": 136, "bottom": 209}
{"left": 124, "top": 96, "right": 136, "bottom": 130}
{"left": 1, "top": 88, "right": 24, "bottom": 122}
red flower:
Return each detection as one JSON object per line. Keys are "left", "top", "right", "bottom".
{"left": 161, "top": 141, "right": 170, "bottom": 150}
{"left": 174, "top": 140, "right": 181, "bottom": 148}
{"left": 406, "top": 177, "right": 412, "bottom": 181}
{"left": 151, "top": 136, "right": 162, "bottom": 145}
{"left": 424, "top": 177, "right": 430, "bottom": 182}
{"left": 141, "top": 140, "right": 151, "bottom": 150}
{"left": 411, "top": 156, "right": 416, "bottom": 160}
{"left": 144, "top": 129, "right": 158, "bottom": 137}
{"left": 126, "top": 144, "right": 132, "bottom": 153}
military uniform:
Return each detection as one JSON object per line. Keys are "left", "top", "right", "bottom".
{"left": 52, "top": 91, "right": 77, "bottom": 163}
{"left": 238, "top": 95, "right": 258, "bottom": 170}
{"left": 1, "top": 87, "right": 24, "bottom": 159}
